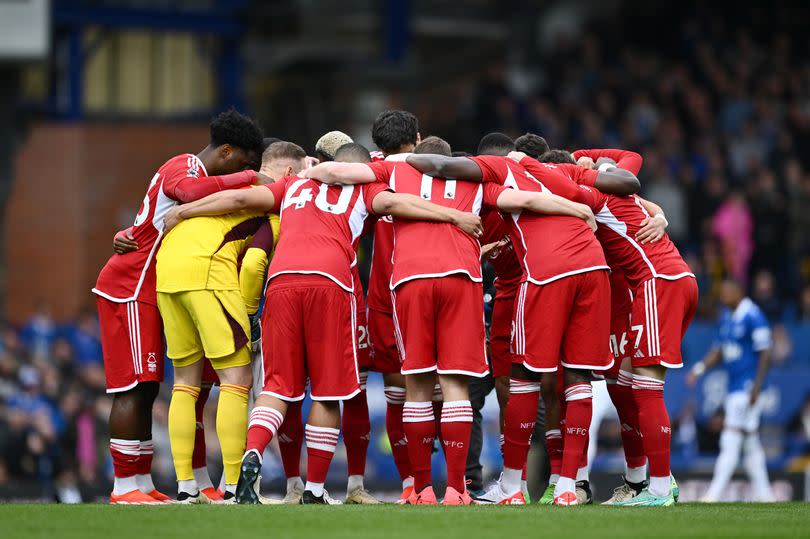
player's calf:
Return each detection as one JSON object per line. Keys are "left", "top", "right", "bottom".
{"left": 632, "top": 369, "right": 671, "bottom": 498}
{"left": 303, "top": 401, "right": 341, "bottom": 502}
{"left": 553, "top": 376, "right": 593, "bottom": 504}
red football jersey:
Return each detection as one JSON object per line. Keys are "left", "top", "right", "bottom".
{"left": 265, "top": 176, "right": 389, "bottom": 291}
{"left": 368, "top": 159, "right": 484, "bottom": 289}
{"left": 480, "top": 209, "right": 522, "bottom": 299}
{"left": 94, "top": 154, "right": 208, "bottom": 305}
{"left": 366, "top": 216, "right": 394, "bottom": 312}
{"left": 471, "top": 155, "right": 608, "bottom": 284}
{"left": 577, "top": 188, "right": 694, "bottom": 289}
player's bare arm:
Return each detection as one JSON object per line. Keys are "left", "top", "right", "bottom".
{"left": 636, "top": 197, "right": 669, "bottom": 244}
{"left": 686, "top": 346, "right": 722, "bottom": 387}
{"left": 163, "top": 188, "right": 277, "bottom": 231}
{"left": 302, "top": 161, "right": 376, "bottom": 184}
{"left": 371, "top": 191, "right": 483, "bottom": 238}
{"left": 495, "top": 189, "right": 597, "bottom": 231}
{"left": 405, "top": 154, "right": 483, "bottom": 181}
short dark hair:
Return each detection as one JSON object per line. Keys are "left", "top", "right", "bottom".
{"left": 262, "top": 141, "right": 306, "bottom": 162}
{"left": 334, "top": 142, "right": 371, "bottom": 164}
{"left": 210, "top": 108, "right": 264, "bottom": 155}
{"left": 415, "top": 136, "right": 452, "bottom": 157}
{"left": 371, "top": 110, "right": 418, "bottom": 153}
{"left": 515, "top": 133, "right": 549, "bottom": 159}
{"left": 477, "top": 132, "right": 515, "bottom": 156}
{"left": 539, "top": 149, "right": 575, "bottom": 164}
{"left": 261, "top": 137, "right": 282, "bottom": 153}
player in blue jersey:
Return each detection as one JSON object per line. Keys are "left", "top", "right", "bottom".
{"left": 687, "top": 279, "right": 774, "bottom": 502}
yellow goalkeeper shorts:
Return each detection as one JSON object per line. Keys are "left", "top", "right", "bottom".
{"left": 157, "top": 289, "right": 251, "bottom": 369}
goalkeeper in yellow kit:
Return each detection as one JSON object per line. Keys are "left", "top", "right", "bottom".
{"left": 156, "top": 143, "right": 302, "bottom": 503}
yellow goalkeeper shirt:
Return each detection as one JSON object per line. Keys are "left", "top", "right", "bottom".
{"left": 156, "top": 210, "right": 279, "bottom": 299}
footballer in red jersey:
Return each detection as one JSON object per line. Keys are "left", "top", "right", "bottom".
{"left": 546, "top": 147, "right": 696, "bottom": 505}
{"left": 93, "top": 110, "right": 263, "bottom": 504}
{"left": 169, "top": 142, "right": 481, "bottom": 505}
{"left": 318, "top": 134, "right": 597, "bottom": 505}
{"left": 365, "top": 111, "right": 423, "bottom": 502}
{"left": 405, "top": 133, "right": 639, "bottom": 506}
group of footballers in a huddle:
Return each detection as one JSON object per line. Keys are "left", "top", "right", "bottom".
{"left": 93, "top": 107, "right": 696, "bottom": 507}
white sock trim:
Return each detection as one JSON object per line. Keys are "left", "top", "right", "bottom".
{"left": 510, "top": 379, "right": 541, "bottom": 394}
{"left": 305, "top": 424, "right": 339, "bottom": 453}
{"left": 617, "top": 370, "right": 633, "bottom": 387}
{"left": 632, "top": 374, "right": 664, "bottom": 390}
{"left": 384, "top": 386, "right": 406, "bottom": 405}
{"left": 110, "top": 439, "right": 140, "bottom": 456}
{"left": 441, "top": 400, "right": 473, "bottom": 423}
{"left": 564, "top": 383, "right": 593, "bottom": 402}
{"left": 402, "top": 401, "right": 434, "bottom": 423}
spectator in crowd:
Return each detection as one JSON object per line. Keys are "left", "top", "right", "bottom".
{"left": 712, "top": 191, "right": 753, "bottom": 286}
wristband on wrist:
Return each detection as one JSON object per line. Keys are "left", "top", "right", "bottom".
{"left": 598, "top": 162, "right": 614, "bottom": 173}
{"left": 691, "top": 361, "right": 706, "bottom": 377}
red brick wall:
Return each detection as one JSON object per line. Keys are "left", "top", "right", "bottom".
{"left": 4, "top": 123, "right": 208, "bottom": 322}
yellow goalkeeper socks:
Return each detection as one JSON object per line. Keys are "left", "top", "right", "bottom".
{"left": 218, "top": 383, "right": 250, "bottom": 485}
{"left": 169, "top": 384, "right": 201, "bottom": 483}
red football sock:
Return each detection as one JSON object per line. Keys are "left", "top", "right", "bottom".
{"left": 633, "top": 375, "right": 670, "bottom": 478}
{"left": 245, "top": 406, "right": 284, "bottom": 456}
{"left": 277, "top": 401, "right": 304, "bottom": 478}
{"left": 607, "top": 373, "right": 647, "bottom": 469}
{"left": 384, "top": 387, "right": 411, "bottom": 481}
{"left": 110, "top": 438, "right": 139, "bottom": 479}
{"left": 545, "top": 429, "right": 563, "bottom": 477}
{"left": 502, "top": 379, "right": 541, "bottom": 471}
{"left": 342, "top": 389, "right": 371, "bottom": 477}
{"left": 560, "top": 383, "right": 592, "bottom": 482}
{"left": 305, "top": 424, "right": 339, "bottom": 485}
{"left": 191, "top": 386, "right": 210, "bottom": 470}
{"left": 440, "top": 400, "right": 473, "bottom": 492}
{"left": 137, "top": 440, "right": 154, "bottom": 476}
{"left": 402, "top": 401, "right": 436, "bottom": 492}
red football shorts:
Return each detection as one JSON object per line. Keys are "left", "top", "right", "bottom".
{"left": 260, "top": 275, "right": 360, "bottom": 401}
{"left": 489, "top": 295, "right": 516, "bottom": 378}
{"left": 368, "top": 307, "right": 401, "bottom": 374}
{"left": 630, "top": 276, "right": 698, "bottom": 369}
{"left": 513, "top": 270, "right": 612, "bottom": 372}
{"left": 354, "top": 285, "right": 371, "bottom": 370}
{"left": 96, "top": 297, "right": 164, "bottom": 393}
{"left": 392, "top": 275, "right": 488, "bottom": 377}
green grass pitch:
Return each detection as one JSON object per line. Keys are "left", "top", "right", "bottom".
{"left": 2, "top": 503, "right": 807, "bottom": 539}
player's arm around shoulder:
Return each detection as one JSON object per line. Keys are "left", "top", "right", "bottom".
{"left": 370, "top": 190, "right": 483, "bottom": 238}
{"left": 406, "top": 154, "right": 483, "bottom": 181}
{"left": 163, "top": 185, "right": 279, "bottom": 232}
{"left": 303, "top": 162, "right": 377, "bottom": 184}
{"left": 495, "top": 189, "right": 597, "bottom": 231}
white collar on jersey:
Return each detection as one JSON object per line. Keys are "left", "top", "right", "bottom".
{"left": 731, "top": 297, "right": 755, "bottom": 322}
{"left": 385, "top": 152, "right": 412, "bottom": 162}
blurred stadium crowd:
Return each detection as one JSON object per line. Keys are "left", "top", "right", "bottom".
{"left": 3, "top": 14, "right": 810, "bottom": 499}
